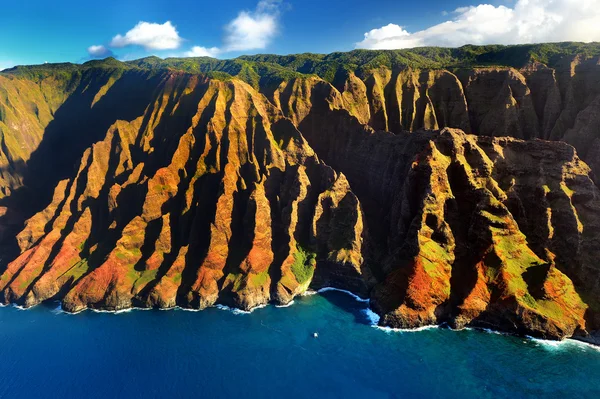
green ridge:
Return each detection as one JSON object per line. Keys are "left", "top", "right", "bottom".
{"left": 3, "top": 42, "right": 599, "bottom": 88}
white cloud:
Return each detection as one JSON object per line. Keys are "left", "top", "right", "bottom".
{"left": 87, "top": 45, "right": 113, "bottom": 58}
{"left": 356, "top": 0, "right": 600, "bottom": 49}
{"left": 181, "top": 0, "right": 282, "bottom": 57}
{"left": 184, "top": 46, "right": 222, "bottom": 57}
{"left": 110, "top": 21, "right": 182, "bottom": 50}
{"left": 87, "top": 1, "right": 282, "bottom": 59}
{"left": 223, "top": 0, "right": 281, "bottom": 52}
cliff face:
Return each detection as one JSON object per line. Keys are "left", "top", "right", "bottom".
{"left": 0, "top": 67, "right": 163, "bottom": 196}
{"left": 0, "top": 74, "right": 364, "bottom": 313}
{"left": 1, "top": 47, "right": 600, "bottom": 342}
{"left": 280, "top": 78, "right": 600, "bottom": 339}
{"left": 325, "top": 57, "right": 600, "bottom": 183}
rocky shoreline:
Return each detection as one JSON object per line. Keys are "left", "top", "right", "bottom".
{"left": 6, "top": 285, "right": 600, "bottom": 349}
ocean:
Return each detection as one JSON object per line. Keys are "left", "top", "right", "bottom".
{"left": 0, "top": 289, "right": 599, "bottom": 398}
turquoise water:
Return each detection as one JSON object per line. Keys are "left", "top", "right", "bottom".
{"left": 0, "top": 290, "right": 599, "bottom": 398}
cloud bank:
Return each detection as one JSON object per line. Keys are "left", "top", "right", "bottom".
{"left": 356, "top": 0, "right": 600, "bottom": 49}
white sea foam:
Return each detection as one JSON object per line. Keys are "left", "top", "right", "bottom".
{"left": 301, "top": 290, "right": 317, "bottom": 296}
{"left": 51, "top": 303, "right": 64, "bottom": 315}
{"left": 215, "top": 304, "right": 246, "bottom": 314}
{"left": 92, "top": 308, "right": 129, "bottom": 314}
{"left": 90, "top": 308, "right": 122, "bottom": 314}
{"left": 275, "top": 301, "right": 295, "bottom": 308}
{"left": 568, "top": 339, "right": 600, "bottom": 352}
{"left": 317, "top": 287, "right": 369, "bottom": 302}
{"left": 214, "top": 303, "right": 267, "bottom": 315}
{"left": 460, "top": 329, "right": 600, "bottom": 352}
{"left": 362, "top": 308, "right": 380, "bottom": 325}
{"left": 374, "top": 324, "right": 439, "bottom": 333}
{"left": 62, "top": 308, "right": 85, "bottom": 315}
{"left": 478, "top": 327, "right": 510, "bottom": 336}
{"left": 88, "top": 306, "right": 153, "bottom": 315}
{"left": 316, "top": 287, "right": 443, "bottom": 333}
{"left": 173, "top": 306, "right": 200, "bottom": 312}
{"left": 526, "top": 335, "right": 573, "bottom": 351}
{"left": 525, "top": 336, "right": 600, "bottom": 352}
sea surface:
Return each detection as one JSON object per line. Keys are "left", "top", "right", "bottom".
{"left": 0, "top": 290, "right": 599, "bottom": 399}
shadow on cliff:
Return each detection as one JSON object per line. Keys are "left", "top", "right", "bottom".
{"left": 0, "top": 69, "right": 166, "bottom": 268}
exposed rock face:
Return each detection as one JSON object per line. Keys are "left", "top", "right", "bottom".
{"left": 324, "top": 124, "right": 596, "bottom": 340}
{"left": 1, "top": 49, "right": 600, "bottom": 343}
{"left": 288, "top": 83, "right": 600, "bottom": 339}
{"left": 0, "top": 75, "right": 364, "bottom": 313}
{"left": 312, "top": 56, "right": 600, "bottom": 179}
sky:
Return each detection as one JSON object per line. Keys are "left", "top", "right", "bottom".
{"left": 1, "top": 0, "right": 599, "bottom": 70}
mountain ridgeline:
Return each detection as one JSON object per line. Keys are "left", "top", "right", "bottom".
{"left": 1, "top": 43, "right": 600, "bottom": 343}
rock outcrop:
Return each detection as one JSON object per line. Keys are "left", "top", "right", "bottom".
{"left": 1, "top": 45, "right": 600, "bottom": 343}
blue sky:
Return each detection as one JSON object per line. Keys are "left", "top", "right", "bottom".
{"left": 1, "top": 0, "right": 599, "bottom": 69}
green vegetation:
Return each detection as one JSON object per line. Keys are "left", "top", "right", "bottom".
{"left": 560, "top": 181, "right": 574, "bottom": 197}
{"left": 490, "top": 230, "right": 539, "bottom": 294}
{"left": 485, "top": 228, "right": 585, "bottom": 323}
{"left": 63, "top": 260, "right": 90, "bottom": 281}
{"left": 420, "top": 236, "right": 453, "bottom": 263}
{"left": 114, "top": 247, "right": 142, "bottom": 263}
{"left": 133, "top": 269, "right": 159, "bottom": 291}
{"left": 1, "top": 62, "right": 82, "bottom": 83}
{"left": 542, "top": 184, "right": 551, "bottom": 195}
{"left": 224, "top": 273, "right": 244, "bottom": 291}
{"left": 521, "top": 292, "right": 537, "bottom": 308}
{"left": 172, "top": 273, "right": 182, "bottom": 284}
{"left": 240, "top": 42, "right": 600, "bottom": 81}
{"left": 291, "top": 245, "right": 316, "bottom": 285}
{"left": 248, "top": 270, "right": 269, "bottom": 287}
{"left": 127, "top": 56, "right": 303, "bottom": 89}
{"left": 154, "top": 184, "right": 170, "bottom": 192}
{"left": 18, "top": 265, "right": 43, "bottom": 290}
{"left": 3, "top": 42, "right": 600, "bottom": 89}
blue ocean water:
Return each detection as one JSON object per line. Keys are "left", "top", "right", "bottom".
{"left": 0, "top": 291, "right": 599, "bottom": 399}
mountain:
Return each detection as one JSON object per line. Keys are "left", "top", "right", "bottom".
{"left": 1, "top": 43, "right": 600, "bottom": 343}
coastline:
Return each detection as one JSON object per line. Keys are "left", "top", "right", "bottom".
{"left": 3, "top": 286, "right": 599, "bottom": 351}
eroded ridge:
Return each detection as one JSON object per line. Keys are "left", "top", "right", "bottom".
{"left": 0, "top": 76, "right": 363, "bottom": 313}
{"left": 1, "top": 53, "right": 600, "bottom": 343}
